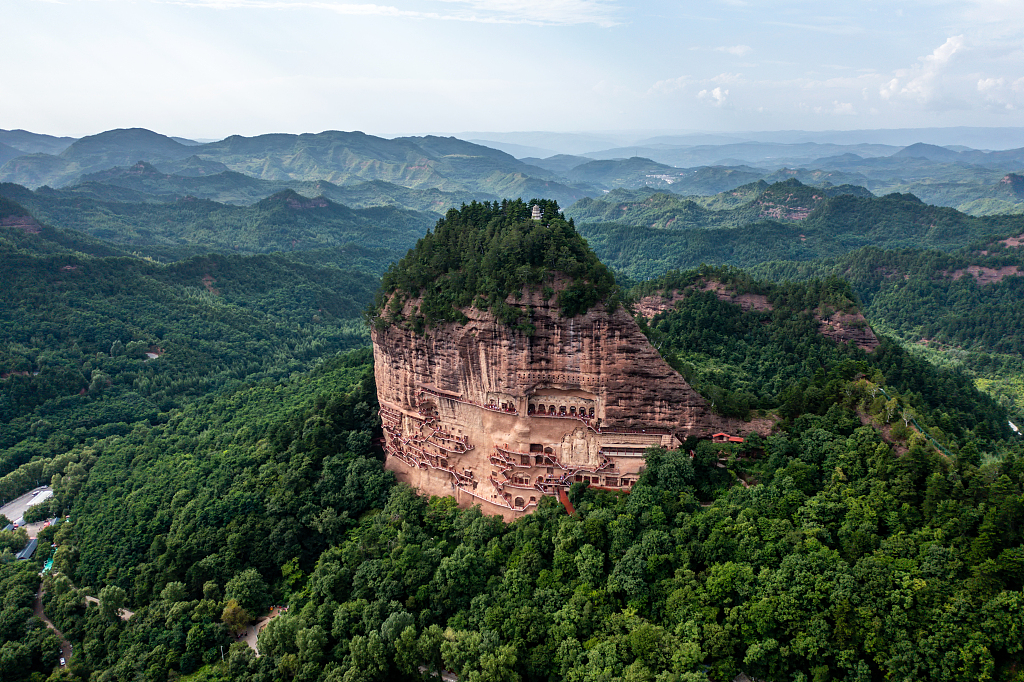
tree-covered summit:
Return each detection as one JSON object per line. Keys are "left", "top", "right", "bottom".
{"left": 372, "top": 198, "right": 618, "bottom": 331}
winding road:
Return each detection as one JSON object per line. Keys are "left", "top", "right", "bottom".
{"left": 34, "top": 586, "right": 72, "bottom": 665}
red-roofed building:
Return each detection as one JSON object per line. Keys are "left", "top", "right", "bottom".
{"left": 712, "top": 432, "right": 744, "bottom": 443}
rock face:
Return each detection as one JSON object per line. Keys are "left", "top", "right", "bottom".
{"left": 0, "top": 215, "right": 42, "bottom": 234}
{"left": 636, "top": 281, "right": 773, "bottom": 319}
{"left": 636, "top": 281, "right": 879, "bottom": 353}
{"left": 816, "top": 311, "right": 880, "bottom": 352}
{"left": 949, "top": 265, "right": 1022, "bottom": 286}
{"left": 373, "top": 285, "right": 757, "bottom": 520}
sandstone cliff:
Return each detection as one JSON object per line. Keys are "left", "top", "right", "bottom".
{"left": 374, "top": 286, "right": 731, "bottom": 434}
{"left": 817, "top": 311, "right": 880, "bottom": 352}
{"left": 370, "top": 199, "right": 768, "bottom": 519}
{"left": 636, "top": 280, "right": 773, "bottom": 318}
{"left": 372, "top": 283, "right": 760, "bottom": 519}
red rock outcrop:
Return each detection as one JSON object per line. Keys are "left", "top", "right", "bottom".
{"left": 635, "top": 282, "right": 772, "bottom": 319}
{"left": 817, "top": 311, "right": 879, "bottom": 352}
{"left": 636, "top": 281, "right": 878, "bottom": 353}
{"left": 372, "top": 285, "right": 762, "bottom": 520}
{"left": 949, "top": 265, "right": 1022, "bottom": 285}
{"left": 1000, "top": 233, "right": 1024, "bottom": 248}
{"left": 1, "top": 215, "right": 42, "bottom": 234}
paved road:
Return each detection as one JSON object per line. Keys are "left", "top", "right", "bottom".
{"left": 1, "top": 486, "right": 53, "bottom": 526}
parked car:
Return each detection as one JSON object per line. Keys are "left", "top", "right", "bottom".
{"left": 60, "top": 657, "right": 66, "bottom": 666}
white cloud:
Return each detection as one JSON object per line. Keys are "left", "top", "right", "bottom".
{"left": 649, "top": 72, "right": 740, "bottom": 98}
{"left": 975, "top": 76, "right": 1022, "bottom": 110}
{"left": 647, "top": 75, "right": 691, "bottom": 95}
{"left": 978, "top": 77, "right": 1004, "bottom": 92}
{"left": 160, "top": 0, "right": 622, "bottom": 25}
{"left": 879, "top": 35, "right": 964, "bottom": 104}
{"left": 436, "top": 0, "right": 621, "bottom": 26}
{"left": 814, "top": 100, "right": 855, "bottom": 115}
{"left": 711, "top": 72, "right": 742, "bottom": 84}
{"left": 697, "top": 86, "right": 729, "bottom": 106}
{"left": 715, "top": 44, "right": 751, "bottom": 57}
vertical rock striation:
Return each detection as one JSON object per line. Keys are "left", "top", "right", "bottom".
{"left": 372, "top": 285, "right": 758, "bottom": 520}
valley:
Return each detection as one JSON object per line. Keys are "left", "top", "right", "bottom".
{"left": 1, "top": 126, "right": 1023, "bottom": 682}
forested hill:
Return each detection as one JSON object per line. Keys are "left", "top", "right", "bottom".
{"left": 749, "top": 240, "right": 1024, "bottom": 418}
{"left": 0, "top": 183, "right": 432, "bottom": 264}
{"left": 67, "top": 161, "right": 487, "bottom": 211}
{"left": 373, "top": 198, "right": 618, "bottom": 328}
{"left": 754, "top": 243, "right": 1024, "bottom": 355}
{"left": 0, "top": 224, "right": 378, "bottom": 503}
{"left": 20, "top": 276, "right": 1024, "bottom": 682}
{"left": 629, "top": 265, "right": 1012, "bottom": 442}
{"left": 567, "top": 178, "right": 873, "bottom": 229}
{"left": 0, "top": 195, "right": 134, "bottom": 259}
{"left": 577, "top": 189, "right": 1024, "bottom": 279}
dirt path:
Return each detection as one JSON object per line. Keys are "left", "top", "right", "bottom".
{"left": 238, "top": 606, "right": 286, "bottom": 657}
{"left": 35, "top": 584, "right": 72, "bottom": 664}
{"left": 83, "top": 595, "right": 134, "bottom": 620}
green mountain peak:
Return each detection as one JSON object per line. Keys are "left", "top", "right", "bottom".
{"left": 372, "top": 198, "right": 617, "bottom": 330}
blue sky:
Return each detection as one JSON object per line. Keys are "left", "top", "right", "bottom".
{"left": 4, "top": 0, "right": 1024, "bottom": 139}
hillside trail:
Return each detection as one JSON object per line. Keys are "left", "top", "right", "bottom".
{"left": 240, "top": 606, "right": 287, "bottom": 656}
{"left": 84, "top": 595, "right": 135, "bottom": 620}
{"left": 35, "top": 584, "right": 72, "bottom": 664}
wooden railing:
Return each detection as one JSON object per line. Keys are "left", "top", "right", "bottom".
{"left": 419, "top": 386, "right": 519, "bottom": 416}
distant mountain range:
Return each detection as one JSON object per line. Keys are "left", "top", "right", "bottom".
{"left": 4, "top": 126, "right": 1024, "bottom": 222}
{"left": 65, "top": 161, "right": 485, "bottom": 210}
{"left": 462, "top": 126, "right": 1024, "bottom": 156}
{"left": 575, "top": 184, "right": 1024, "bottom": 280}
{"left": 0, "top": 128, "right": 593, "bottom": 208}
{"left": 0, "top": 129, "right": 77, "bottom": 156}
{"left": 0, "top": 181, "right": 435, "bottom": 264}
{"left": 566, "top": 178, "right": 873, "bottom": 230}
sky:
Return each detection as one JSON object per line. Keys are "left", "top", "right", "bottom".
{"left": 4, "top": 0, "right": 1024, "bottom": 140}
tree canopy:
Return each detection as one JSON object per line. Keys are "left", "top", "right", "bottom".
{"left": 373, "top": 199, "right": 618, "bottom": 330}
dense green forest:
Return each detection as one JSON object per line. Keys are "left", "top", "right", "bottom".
{"left": 0, "top": 183, "right": 431, "bottom": 263}
{"left": 745, "top": 243, "right": 1024, "bottom": 417}
{"left": 3, "top": 349, "right": 387, "bottom": 682}
{"left": 0, "top": 559, "right": 62, "bottom": 679}
{"left": 575, "top": 187, "right": 1024, "bottom": 279}
{"left": 373, "top": 199, "right": 618, "bottom": 330}
{"left": 750, "top": 245, "right": 1024, "bottom": 354}
{"left": 24, "top": 336, "right": 1024, "bottom": 682}
{"left": 3, "top": 151, "right": 1024, "bottom": 682}
{"left": 0, "top": 214, "right": 379, "bottom": 505}
{"left": 630, "top": 266, "right": 1010, "bottom": 442}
